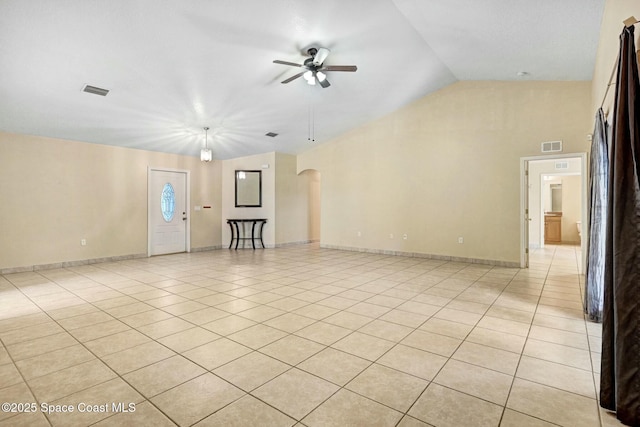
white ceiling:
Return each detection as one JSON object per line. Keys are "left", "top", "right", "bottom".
{"left": 0, "top": 0, "right": 605, "bottom": 160}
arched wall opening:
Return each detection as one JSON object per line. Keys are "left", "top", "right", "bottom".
{"left": 298, "top": 169, "right": 321, "bottom": 244}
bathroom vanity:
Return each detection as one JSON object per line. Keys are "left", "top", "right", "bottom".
{"left": 544, "top": 212, "right": 562, "bottom": 244}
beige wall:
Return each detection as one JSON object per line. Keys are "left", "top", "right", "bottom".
{"left": 221, "top": 152, "right": 275, "bottom": 247}
{"left": 220, "top": 152, "right": 319, "bottom": 248}
{"left": 299, "top": 81, "right": 591, "bottom": 264}
{"left": 0, "top": 134, "right": 318, "bottom": 269}
{"left": 592, "top": 0, "right": 640, "bottom": 115}
{"left": 274, "top": 153, "right": 320, "bottom": 245}
{"left": 559, "top": 175, "right": 582, "bottom": 244}
{"left": 0, "top": 131, "right": 221, "bottom": 271}
{"left": 303, "top": 169, "right": 321, "bottom": 242}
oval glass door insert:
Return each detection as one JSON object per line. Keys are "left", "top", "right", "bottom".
{"left": 160, "top": 183, "right": 175, "bottom": 222}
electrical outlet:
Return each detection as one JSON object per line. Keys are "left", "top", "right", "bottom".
{"left": 389, "top": 233, "right": 394, "bottom": 239}
{"left": 357, "top": 231, "right": 362, "bottom": 237}
{"left": 403, "top": 234, "right": 408, "bottom": 240}
{"left": 458, "top": 237, "right": 464, "bottom": 244}
{"left": 81, "top": 239, "right": 87, "bottom": 246}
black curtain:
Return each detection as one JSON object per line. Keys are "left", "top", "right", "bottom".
{"left": 585, "top": 108, "right": 609, "bottom": 322}
{"left": 600, "top": 24, "right": 640, "bottom": 426}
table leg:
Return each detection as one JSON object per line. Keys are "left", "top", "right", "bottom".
{"left": 259, "top": 220, "right": 266, "bottom": 248}
{"left": 234, "top": 222, "right": 241, "bottom": 250}
{"left": 251, "top": 221, "right": 257, "bottom": 250}
{"left": 228, "top": 221, "right": 234, "bottom": 249}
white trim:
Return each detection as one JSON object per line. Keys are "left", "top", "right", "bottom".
{"left": 520, "top": 159, "right": 528, "bottom": 268}
{"left": 321, "top": 244, "right": 520, "bottom": 267}
{"left": 519, "top": 153, "right": 588, "bottom": 273}
{"left": 147, "top": 166, "right": 191, "bottom": 257}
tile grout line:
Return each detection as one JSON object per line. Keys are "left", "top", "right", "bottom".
{"left": 0, "top": 244, "right": 598, "bottom": 426}
{"left": 495, "top": 244, "right": 553, "bottom": 426}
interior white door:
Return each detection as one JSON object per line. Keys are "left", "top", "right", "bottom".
{"left": 149, "top": 170, "right": 187, "bottom": 256}
{"left": 524, "top": 161, "right": 530, "bottom": 268}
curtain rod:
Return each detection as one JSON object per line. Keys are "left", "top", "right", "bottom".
{"left": 623, "top": 16, "right": 639, "bottom": 27}
{"left": 600, "top": 16, "right": 639, "bottom": 111}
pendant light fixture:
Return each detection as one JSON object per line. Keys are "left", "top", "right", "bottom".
{"left": 200, "top": 126, "right": 212, "bottom": 162}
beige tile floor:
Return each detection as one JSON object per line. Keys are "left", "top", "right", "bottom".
{"left": 0, "top": 244, "right": 624, "bottom": 426}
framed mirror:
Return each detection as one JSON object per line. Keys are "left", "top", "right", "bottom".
{"left": 235, "top": 170, "right": 262, "bottom": 207}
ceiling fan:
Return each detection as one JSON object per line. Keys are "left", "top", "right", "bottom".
{"left": 273, "top": 47, "right": 357, "bottom": 88}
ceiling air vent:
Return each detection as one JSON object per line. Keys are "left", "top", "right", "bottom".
{"left": 265, "top": 132, "right": 278, "bottom": 138}
{"left": 555, "top": 161, "right": 569, "bottom": 170}
{"left": 541, "top": 140, "right": 562, "bottom": 153}
{"left": 82, "top": 84, "right": 109, "bottom": 96}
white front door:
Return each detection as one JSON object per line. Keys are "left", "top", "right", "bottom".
{"left": 148, "top": 169, "right": 189, "bottom": 256}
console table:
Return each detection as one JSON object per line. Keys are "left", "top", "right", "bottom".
{"left": 227, "top": 218, "right": 267, "bottom": 249}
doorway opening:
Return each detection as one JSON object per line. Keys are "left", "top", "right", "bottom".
{"left": 520, "top": 153, "right": 587, "bottom": 272}
{"left": 299, "top": 169, "right": 321, "bottom": 244}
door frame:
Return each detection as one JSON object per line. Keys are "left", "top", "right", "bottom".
{"left": 519, "top": 152, "right": 588, "bottom": 272}
{"left": 148, "top": 167, "right": 191, "bottom": 257}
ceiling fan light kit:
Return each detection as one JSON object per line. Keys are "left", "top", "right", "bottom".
{"left": 303, "top": 71, "right": 316, "bottom": 85}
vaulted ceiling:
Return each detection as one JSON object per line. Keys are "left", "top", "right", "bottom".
{"left": 0, "top": 0, "right": 605, "bottom": 159}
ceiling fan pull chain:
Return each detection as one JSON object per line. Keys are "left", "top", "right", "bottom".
{"left": 307, "top": 105, "right": 315, "bottom": 142}
{"left": 308, "top": 105, "right": 311, "bottom": 141}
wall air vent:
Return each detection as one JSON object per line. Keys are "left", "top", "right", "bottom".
{"left": 555, "top": 161, "right": 569, "bottom": 170}
{"left": 82, "top": 84, "right": 109, "bottom": 96}
{"left": 265, "top": 132, "right": 278, "bottom": 138}
{"left": 541, "top": 140, "right": 562, "bottom": 153}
